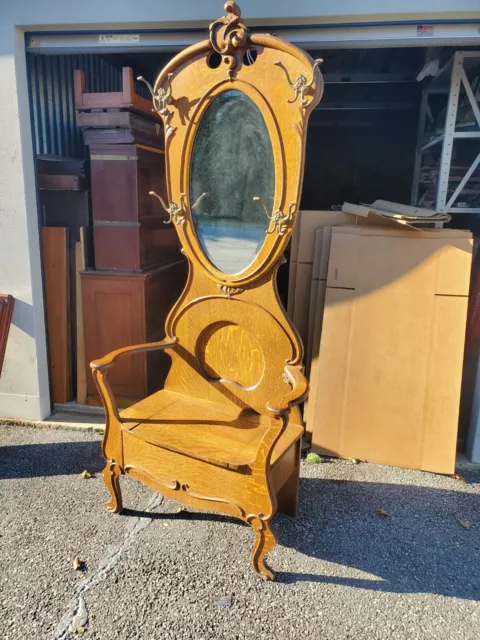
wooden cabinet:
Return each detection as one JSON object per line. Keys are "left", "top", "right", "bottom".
{"left": 81, "top": 261, "right": 187, "bottom": 406}
{"left": 74, "top": 65, "right": 187, "bottom": 405}
{"left": 89, "top": 144, "right": 179, "bottom": 272}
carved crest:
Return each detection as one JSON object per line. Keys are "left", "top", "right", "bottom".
{"left": 209, "top": 1, "right": 250, "bottom": 79}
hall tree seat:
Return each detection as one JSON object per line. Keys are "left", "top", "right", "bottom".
{"left": 120, "top": 389, "right": 305, "bottom": 472}
{"left": 91, "top": 1, "right": 323, "bottom": 580}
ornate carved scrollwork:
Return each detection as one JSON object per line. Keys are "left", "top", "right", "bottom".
{"left": 253, "top": 197, "right": 297, "bottom": 236}
{"left": 125, "top": 465, "right": 245, "bottom": 517}
{"left": 209, "top": 1, "right": 250, "bottom": 80}
{"left": 181, "top": 483, "right": 245, "bottom": 517}
{"left": 274, "top": 59, "right": 323, "bottom": 105}
{"left": 216, "top": 284, "right": 244, "bottom": 298}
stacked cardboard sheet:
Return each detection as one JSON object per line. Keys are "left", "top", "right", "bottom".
{"left": 288, "top": 209, "right": 472, "bottom": 474}
{"left": 342, "top": 200, "right": 452, "bottom": 227}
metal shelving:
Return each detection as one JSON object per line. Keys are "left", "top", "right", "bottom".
{"left": 411, "top": 51, "right": 480, "bottom": 215}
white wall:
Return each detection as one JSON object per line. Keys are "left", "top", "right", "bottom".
{"left": 3, "top": 0, "right": 480, "bottom": 29}
{"left": 0, "top": 0, "right": 479, "bottom": 420}
{"left": 0, "top": 25, "right": 50, "bottom": 420}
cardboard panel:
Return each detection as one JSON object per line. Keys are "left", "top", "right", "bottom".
{"left": 306, "top": 278, "right": 319, "bottom": 372}
{"left": 287, "top": 260, "right": 297, "bottom": 319}
{"left": 311, "top": 226, "right": 472, "bottom": 473}
{"left": 326, "top": 227, "right": 472, "bottom": 295}
{"left": 292, "top": 262, "right": 313, "bottom": 346}
{"left": 289, "top": 215, "right": 301, "bottom": 263}
{"left": 297, "top": 211, "right": 351, "bottom": 263}
{"left": 306, "top": 229, "right": 325, "bottom": 371}
{"left": 310, "top": 288, "right": 354, "bottom": 446}
{"left": 422, "top": 295, "right": 469, "bottom": 472}
{"left": 304, "top": 280, "right": 326, "bottom": 436}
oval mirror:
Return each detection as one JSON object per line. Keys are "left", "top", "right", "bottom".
{"left": 189, "top": 90, "right": 275, "bottom": 274}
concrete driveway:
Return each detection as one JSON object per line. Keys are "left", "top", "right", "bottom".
{"left": 1, "top": 423, "right": 479, "bottom": 640}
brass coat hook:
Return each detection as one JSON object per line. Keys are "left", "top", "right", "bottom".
{"left": 253, "top": 197, "right": 296, "bottom": 236}
{"left": 274, "top": 59, "right": 323, "bottom": 105}
{"left": 137, "top": 73, "right": 174, "bottom": 114}
{"left": 149, "top": 191, "right": 186, "bottom": 225}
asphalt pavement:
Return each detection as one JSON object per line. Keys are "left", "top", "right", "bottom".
{"left": 1, "top": 423, "right": 479, "bottom": 640}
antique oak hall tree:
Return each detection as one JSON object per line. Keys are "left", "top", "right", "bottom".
{"left": 91, "top": 2, "right": 323, "bottom": 580}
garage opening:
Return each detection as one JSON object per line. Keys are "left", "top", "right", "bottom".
{"left": 25, "top": 41, "right": 480, "bottom": 422}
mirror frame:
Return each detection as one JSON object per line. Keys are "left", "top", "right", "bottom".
{"left": 148, "top": 3, "right": 323, "bottom": 287}
{"left": 185, "top": 82, "right": 282, "bottom": 277}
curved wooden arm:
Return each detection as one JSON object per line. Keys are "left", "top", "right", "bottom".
{"left": 266, "top": 364, "right": 308, "bottom": 416}
{"left": 91, "top": 338, "right": 177, "bottom": 424}
{"left": 90, "top": 338, "right": 177, "bottom": 371}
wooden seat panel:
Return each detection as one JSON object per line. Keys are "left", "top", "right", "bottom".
{"left": 120, "top": 389, "right": 303, "bottom": 470}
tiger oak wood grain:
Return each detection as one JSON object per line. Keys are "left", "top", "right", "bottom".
{"left": 91, "top": 1, "right": 322, "bottom": 580}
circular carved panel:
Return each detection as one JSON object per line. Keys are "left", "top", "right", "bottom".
{"left": 196, "top": 320, "right": 265, "bottom": 389}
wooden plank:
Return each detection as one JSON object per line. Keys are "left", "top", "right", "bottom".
{"left": 0, "top": 294, "right": 15, "bottom": 377}
{"left": 73, "top": 69, "right": 86, "bottom": 108}
{"left": 122, "top": 66, "right": 135, "bottom": 104}
{"left": 42, "top": 227, "right": 71, "bottom": 403}
{"left": 76, "top": 231, "right": 87, "bottom": 404}
{"left": 80, "top": 92, "right": 125, "bottom": 109}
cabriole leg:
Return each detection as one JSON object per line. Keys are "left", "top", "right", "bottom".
{"left": 248, "top": 515, "right": 277, "bottom": 580}
{"left": 102, "top": 460, "right": 123, "bottom": 513}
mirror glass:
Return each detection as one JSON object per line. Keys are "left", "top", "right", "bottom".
{"left": 190, "top": 90, "right": 275, "bottom": 274}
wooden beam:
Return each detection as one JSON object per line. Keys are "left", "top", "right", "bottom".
{"left": 76, "top": 231, "right": 87, "bottom": 404}
{"left": 42, "top": 227, "right": 71, "bottom": 403}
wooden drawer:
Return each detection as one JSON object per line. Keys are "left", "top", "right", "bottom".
{"left": 123, "top": 431, "right": 248, "bottom": 519}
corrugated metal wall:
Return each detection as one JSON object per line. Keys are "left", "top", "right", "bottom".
{"left": 27, "top": 54, "right": 126, "bottom": 158}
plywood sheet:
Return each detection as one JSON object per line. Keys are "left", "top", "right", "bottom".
{"left": 42, "top": 227, "right": 71, "bottom": 403}
{"left": 310, "top": 226, "right": 473, "bottom": 473}
{"left": 0, "top": 295, "right": 15, "bottom": 377}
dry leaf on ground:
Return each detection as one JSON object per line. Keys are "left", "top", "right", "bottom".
{"left": 72, "top": 557, "right": 84, "bottom": 571}
{"left": 451, "top": 473, "right": 467, "bottom": 483}
{"left": 80, "top": 470, "right": 93, "bottom": 479}
{"left": 459, "top": 519, "right": 472, "bottom": 529}
{"left": 377, "top": 508, "right": 389, "bottom": 518}
{"left": 346, "top": 457, "right": 358, "bottom": 465}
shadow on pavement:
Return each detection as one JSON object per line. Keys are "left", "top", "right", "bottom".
{"left": 277, "top": 476, "right": 480, "bottom": 601}
{"left": 0, "top": 440, "right": 104, "bottom": 478}
{"left": 2, "top": 438, "right": 479, "bottom": 601}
